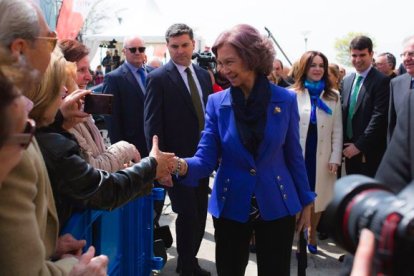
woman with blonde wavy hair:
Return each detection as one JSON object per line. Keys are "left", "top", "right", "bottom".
{"left": 29, "top": 48, "right": 174, "bottom": 228}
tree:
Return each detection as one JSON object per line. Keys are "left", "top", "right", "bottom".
{"left": 334, "top": 32, "right": 376, "bottom": 67}
{"left": 77, "top": 0, "right": 124, "bottom": 42}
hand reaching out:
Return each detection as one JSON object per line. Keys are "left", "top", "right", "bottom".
{"left": 149, "top": 135, "right": 175, "bottom": 180}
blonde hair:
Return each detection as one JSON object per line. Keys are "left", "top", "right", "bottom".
{"left": 26, "top": 47, "right": 67, "bottom": 125}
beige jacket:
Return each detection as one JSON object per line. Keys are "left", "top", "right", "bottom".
{"left": 69, "top": 116, "right": 137, "bottom": 172}
{"left": 0, "top": 138, "right": 77, "bottom": 275}
{"left": 295, "top": 89, "right": 343, "bottom": 212}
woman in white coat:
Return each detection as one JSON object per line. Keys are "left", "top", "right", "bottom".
{"left": 290, "top": 51, "right": 343, "bottom": 254}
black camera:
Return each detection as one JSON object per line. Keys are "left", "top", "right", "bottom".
{"left": 325, "top": 175, "right": 414, "bottom": 275}
{"left": 192, "top": 51, "right": 216, "bottom": 72}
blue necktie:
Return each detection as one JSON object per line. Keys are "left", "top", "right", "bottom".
{"left": 137, "top": 68, "right": 146, "bottom": 87}
{"left": 411, "top": 79, "right": 414, "bottom": 89}
{"left": 347, "top": 75, "right": 363, "bottom": 139}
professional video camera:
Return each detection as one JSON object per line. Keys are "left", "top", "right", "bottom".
{"left": 325, "top": 175, "right": 414, "bottom": 276}
{"left": 192, "top": 51, "right": 216, "bottom": 72}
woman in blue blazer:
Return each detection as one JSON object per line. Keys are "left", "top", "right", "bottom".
{"left": 172, "top": 24, "right": 315, "bottom": 276}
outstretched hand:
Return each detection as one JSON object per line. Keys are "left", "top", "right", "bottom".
{"left": 149, "top": 135, "right": 175, "bottom": 181}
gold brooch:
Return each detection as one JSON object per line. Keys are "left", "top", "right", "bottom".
{"left": 274, "top": 106, "right": 281, "bottom": 114}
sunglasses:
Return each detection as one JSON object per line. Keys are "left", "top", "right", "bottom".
{"left": 5, "top": 119, "right": 36, "bottom": 149}
{"left": 37, "top": 31, "right": 58, "bottom": 51}
{"left": 127, "top": 47, "right": 146, "bottom": 54}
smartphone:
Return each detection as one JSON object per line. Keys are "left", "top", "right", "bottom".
{"left": 84, "top": 93, "right": 113, "bottom": 115}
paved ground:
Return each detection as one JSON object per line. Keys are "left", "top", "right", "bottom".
{"left": 154, "top": 192, "right": 347, "bottom": 276}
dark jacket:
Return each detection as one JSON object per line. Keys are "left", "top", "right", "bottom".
{"left": 36, "top": 128, "right": 156, "bottom": 228}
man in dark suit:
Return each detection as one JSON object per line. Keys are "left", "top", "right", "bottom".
{"left": 342, "top": 35, "right": 390, "bottom": 177}
{"left": 388, "top": 35, "right": 414, "bottom": 141}
{"left": 144, "top": 23, "right": 213, "bottom": 276}
{"left": 102, "top": 36, "right": 151, "bottom": 157}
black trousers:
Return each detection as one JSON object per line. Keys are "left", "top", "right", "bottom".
{"left": 168, "top": 178, "right": 209, "bottom": 274}
{"left": 213, "top": 215, "right": 296, "bottom": 276}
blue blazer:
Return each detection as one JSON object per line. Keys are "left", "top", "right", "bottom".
{"left": 182, "top": 84, "right": 316, "bottom": 223}
{"left": 103, "top": 63, "right": 152, "bottom": 157}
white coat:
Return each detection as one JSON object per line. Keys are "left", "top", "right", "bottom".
{"left": 295, "top": 88, "right": 343, "bottom": 212}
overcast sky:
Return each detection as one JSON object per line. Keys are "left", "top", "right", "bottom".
{"left": 97, "top": 0, "right": 413, "bottom": 69}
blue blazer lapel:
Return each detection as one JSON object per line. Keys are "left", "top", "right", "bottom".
{"left": 256, "top": 89, "right": 286, "bottom": 160}
{"left": 219, "top": 92, "right": 255, "bottom": 166}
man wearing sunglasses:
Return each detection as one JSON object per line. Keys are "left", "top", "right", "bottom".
{"left": 0, "top": 0, "right": 108, "bottom": 275}
{"left": 103, "top": 36, "right": 153, "bottom": 160}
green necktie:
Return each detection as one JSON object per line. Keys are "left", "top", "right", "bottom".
{"left": 185, "top": 67, "right": 205, "bottom": 133}
{"left": 346, "top": 75, "right": 363, "bottom": 139}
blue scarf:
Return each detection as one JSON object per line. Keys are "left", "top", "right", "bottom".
{"left": 304, "top": 80, "right": 332, "bottom": 124}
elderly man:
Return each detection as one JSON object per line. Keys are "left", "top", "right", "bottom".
{"left": 375, "top": 52, "right": 397, "bottom": 79}
{"left": 103, "top": 36, "right": 152, "bottom": 158}
{"left": 0, "top": 0, "right": 107, "bottom": 275}
{"left": 388, "top": 35, "right": 414, "bottom": 141}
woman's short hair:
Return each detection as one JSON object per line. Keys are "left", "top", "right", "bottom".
{"left": 212, "top": 24, "right": 275, "bottom": 76}
{"left": 59, "top": 39, "right": 89, "bottom": 63}
{"left": 25, "top": 48, "right": 67, "bottom": 126}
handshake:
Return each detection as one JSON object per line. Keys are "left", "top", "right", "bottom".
{"left": 148, "top": 135, "right": 187, "bottom": 187}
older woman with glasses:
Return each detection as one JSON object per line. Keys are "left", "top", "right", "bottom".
{"left": 170, "top": 24, "right": 315, "bottom": 276}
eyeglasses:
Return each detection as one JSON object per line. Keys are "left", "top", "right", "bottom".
{"left": 127, "top": 47, "right": 146, "bottom": 54}
{"left": 400, "top": 51, "right": 414, "bottom": 59}
{"left": 37, "top": 31, "right": 58, "bottom": 51}
{"left": 5, "top": 119, "right": 36, "bottom": 149}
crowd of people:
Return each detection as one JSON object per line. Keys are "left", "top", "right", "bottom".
{"left": 1, "top": 0, "right": 414, "bottom": 275}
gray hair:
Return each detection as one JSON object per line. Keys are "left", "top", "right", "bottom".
{"left": 402, "top": 35, "right": 414, "bottom": 47}
{"left": 0, "top": 0, "right": 40, "bottom": 49}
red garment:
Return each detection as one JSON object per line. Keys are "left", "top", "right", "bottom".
{"left": 213, "top": 83, "right": 223, "bottom": 93}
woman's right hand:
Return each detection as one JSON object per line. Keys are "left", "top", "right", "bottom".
{"left": 61, "top": 89, "right": 90, "bottom": 130}
{"left": 149, "top": 135, "right": 175, "bottom": 180}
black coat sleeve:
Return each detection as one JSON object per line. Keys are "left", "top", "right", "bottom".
{"left": 37, "top": 132, "right": 156, "bottom": 210}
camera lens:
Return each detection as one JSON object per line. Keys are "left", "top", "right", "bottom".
{"left": 324, "top": 175, "right": 414, "bottom": 275}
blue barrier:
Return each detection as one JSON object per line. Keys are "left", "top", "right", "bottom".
{"left": 61, "top": 188, "right": 165, "bottom": 276}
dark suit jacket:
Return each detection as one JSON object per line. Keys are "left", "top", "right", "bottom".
{"left": 102, "top": 63, "right": 153, "bottom": 157}
{"left": 144, "top": 60, "right": 212, "bottom": 157}
{"left": 376, "top": 91, "right": 414, "bottom": 193}
{"left": 342, "top": 67, "right": 390, "bottom": 166}
{"left": 388, "top": 73, "right": 413, "bottom": 141}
